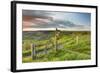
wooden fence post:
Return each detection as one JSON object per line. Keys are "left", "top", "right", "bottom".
{"left": 45, "top": 43, "right": 48, "bottom": 55}
{"left": 31, "top": 44, "right": 36, "bottom": 60}
{"left": 76, "top": 35, "right": 79, "bottom": 45}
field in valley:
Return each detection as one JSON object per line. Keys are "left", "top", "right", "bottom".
{"left": 22, "top": 31, "right": 91, "bottom": 63}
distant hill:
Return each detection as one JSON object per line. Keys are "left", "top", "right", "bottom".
{"left": 23, "top": 20, "right": 90, "bottom": 31}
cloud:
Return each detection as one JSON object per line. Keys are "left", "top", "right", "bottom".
{"left": 22, "top": 10, "right": 90, "bottom": 30}
{"left": 23, "top": 10, "right": 51, "bottom": 18}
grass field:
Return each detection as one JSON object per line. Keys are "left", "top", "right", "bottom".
{"left": 22, "top": 31, "right": 91, "bottom": 63}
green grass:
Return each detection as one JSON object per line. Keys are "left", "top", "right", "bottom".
{"left": 22, "top": 31, "right": 91, "bottom": 63}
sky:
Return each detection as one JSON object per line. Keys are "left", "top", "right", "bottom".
{"left": 46, "top": 11, "right": 91, "bottom": 26}
{"left": 22, "top": 10, "right": 91, "bottom": 30}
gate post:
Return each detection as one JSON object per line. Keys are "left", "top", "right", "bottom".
{"left": 76, "top": 35, "right": 79, "bottom": 45}
{"left": 31, "top": 44, "right": 36, "bottom": 60}
{"left": 45, "top": 43, "right": 48, "bottom": 55}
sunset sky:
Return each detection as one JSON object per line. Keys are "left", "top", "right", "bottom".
{"left": 22, "top": 10, "right": 91, "bottom": 30}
